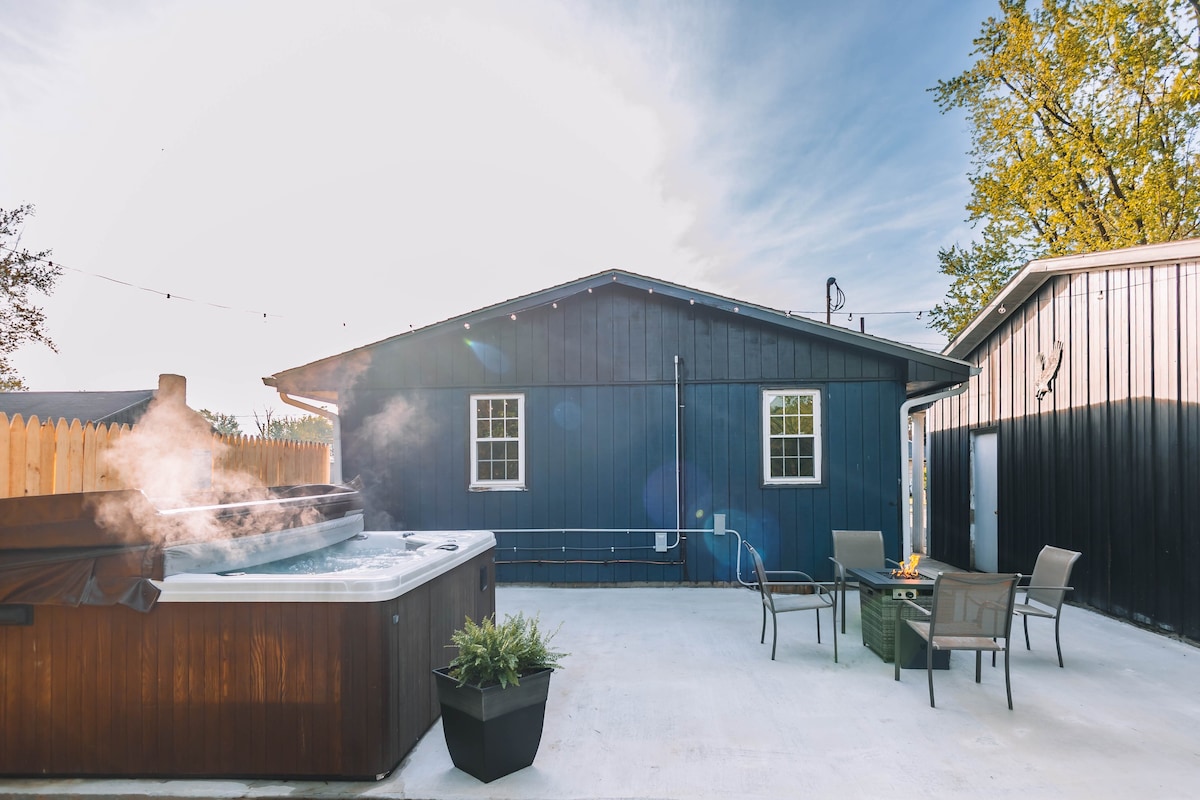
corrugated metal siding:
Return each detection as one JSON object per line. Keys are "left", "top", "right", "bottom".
{"left": 927, "top": 262, "right": 1200, "bottom": 639}
{"left": 341, "top": 285, "right": 909, "bottom": 584}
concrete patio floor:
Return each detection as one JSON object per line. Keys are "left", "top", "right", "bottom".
{"left": 2, "top": 584, "right": 1198, "bottom": 799}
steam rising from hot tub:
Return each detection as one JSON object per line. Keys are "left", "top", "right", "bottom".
{"left": 350, "top": 395, "right": 436, "bottom": 530}
{"left": 89, "top": 378, "right": 316, "bottom": 552}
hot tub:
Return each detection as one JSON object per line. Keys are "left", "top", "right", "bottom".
{"left": 0, "top": 530, "right": 496, "bottom": 781}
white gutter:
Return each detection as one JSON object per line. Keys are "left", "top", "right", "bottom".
{"left": 275, "top": 392, "right": 343, "bottom": 485}
{"left": 899, "top": 381, "right": 970, "bottom": 561}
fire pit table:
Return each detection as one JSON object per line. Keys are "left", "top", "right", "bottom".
{"left": 847, "top": 567, "right": 950, "bottom": 669}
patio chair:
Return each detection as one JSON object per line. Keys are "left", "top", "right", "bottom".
{"left": 894, "top": 572, "right": 1019, "bottom": 709}
{"left": 829, "top": 530, "right": 899, "bottom": 634}
{"left": 745, "top": 542, "right": 837, "bottom": 663}
{"left": 1012, "top": 545, "right": 1082, "bottom": 667}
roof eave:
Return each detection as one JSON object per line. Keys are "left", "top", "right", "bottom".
{"left": 267, "top": 268, "right": 973, "bottom": 396}
{"left": 945, "top": 238, "right": 1200, "bottom": 361}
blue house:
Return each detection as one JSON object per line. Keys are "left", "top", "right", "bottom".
{"left": 265, "top": 270, "right": 971, "bottom": 584}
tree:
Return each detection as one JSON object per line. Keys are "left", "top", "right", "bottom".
{"left": 1, "top": 205, "right": 61, "bottom": 390}
{"left": 253, "top": 408, "right": 333, "bottom": 444}
{"left": 279, "top": 414, "right": 334, "bottom": 445}
{"left": 930, "top": 0, "right": 1200, "bottom": 337}
{"left": 199, "top": 409, "right": 243, "bottom": 436}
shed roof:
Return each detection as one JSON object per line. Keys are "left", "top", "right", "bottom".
{"left": 944, "top": 238, "right": 1200, "bottom": 361}
{"left": 265, "top": 269, "right": 973, "bottom": 402}
{"left": 0, "top": 389, "right": 156, "bottom": 426}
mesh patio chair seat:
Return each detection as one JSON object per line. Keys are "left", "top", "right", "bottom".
{"left": 828, "top": 530, "right": 899, "bottom": 634}
{"left": 745, "top": 542, "right": 837, "bottom": 662}
{"left": 1012, "top": 545, "right": 1082, "bottom": 667}
{"left": 894, "top": 572, "right": 1020, "bottom": 709}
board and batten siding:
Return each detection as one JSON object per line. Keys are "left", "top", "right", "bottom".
{"left": 927, "top": 260, "right": 1200, "bottom": 639}
{"left": 341, "top": 284, "right": 909, "bottom": 584}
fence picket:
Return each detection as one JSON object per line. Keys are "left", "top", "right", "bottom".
{"left": 0, "top": 414, "right": 9, "bottom": 496}
{"left": 8, "top": 415, "right": 27, "bottom": 497}
{"left": 66, "top": 419, "right": 84, "bottom": 493}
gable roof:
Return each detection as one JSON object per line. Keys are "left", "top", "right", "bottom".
{"left": 945, "top": 238, "right": 1200, "bottom": 360}
{"left": 265, "top": 269, "right": 973, "bottom": 401}
{"left": 0, "top": 389, "right": 156, "bottom": 426}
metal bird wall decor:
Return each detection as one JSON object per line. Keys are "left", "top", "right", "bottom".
{"left": 1034, "top": 341, "right": 1064, "bottom": 401}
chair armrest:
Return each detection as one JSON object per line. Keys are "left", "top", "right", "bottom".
{"left": 763, "top": 570, "right": 816, "bottom": 582}
{"left": 885, "top": 558, "right": 902, "bottom": 568}
{"left": 1020, "top": 584, "right": 1074, "bottom": 592}
{"left": 897, "top": 598, "right": 930, "bottom": 616}
{"left": 763, "top": 572, "right": 836, "bottom": 598}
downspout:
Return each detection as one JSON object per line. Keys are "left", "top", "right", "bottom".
{"left": 899, "top": 382, "right": 968, "bottom": 563}
{"left": 275, "top": 392, "right": 343, "bottom": 485}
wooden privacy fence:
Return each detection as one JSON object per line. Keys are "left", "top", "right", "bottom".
{"left": 1, "top": 413, "right": 330, "bottom": 499}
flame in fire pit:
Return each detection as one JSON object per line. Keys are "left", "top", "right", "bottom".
{"left": 891, "top": 553, "right": 922, "bottom": 579}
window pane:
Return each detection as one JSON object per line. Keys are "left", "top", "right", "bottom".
{"left": 764, "top": 390, "right": 819, "bottom": 483}
{"left": 472, "top": 395, "right": 524, "bottom": 485}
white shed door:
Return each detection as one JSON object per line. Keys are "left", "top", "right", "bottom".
{"left": 971, "top": 431, "right": 998, "bottom": 572}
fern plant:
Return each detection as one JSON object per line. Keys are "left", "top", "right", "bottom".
{"left": 447, "top": 612, "right": 567, "bottom": 689}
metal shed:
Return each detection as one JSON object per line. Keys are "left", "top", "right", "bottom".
{"left": 925, "top": 239, "right": 1200, "bottom": 640}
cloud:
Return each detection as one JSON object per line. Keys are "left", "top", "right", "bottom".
{"left": 0, "top": 0, "right": 994, "bottom": 414}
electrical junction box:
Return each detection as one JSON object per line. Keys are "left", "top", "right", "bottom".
{"left": 654, "top": 532, "right": 669, "bottom": 552}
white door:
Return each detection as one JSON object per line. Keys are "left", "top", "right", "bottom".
{"left": 971, "top": 431, "right": 999, "bottom": 572}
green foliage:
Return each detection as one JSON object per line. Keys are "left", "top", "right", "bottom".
{"left": 930, "top": 0, "right": 1200, "bottom": 337}
{"left": 279, "top": 414, "right": 333, "bottom": 444}
{"left": 1, "top": 205, "right": 60, "bottom": 388}
{"left": 254, "top": 408, "right": 333, "bottom": 443}
{"left": 447, "top": 612, "right": 567, "bottom": 689}
{"left": 199, "top": 409, "right": 243, "bottom": 436}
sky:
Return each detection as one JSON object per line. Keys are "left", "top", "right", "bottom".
{"left": 1, "top": 0, "right": 997, "bottom": 426}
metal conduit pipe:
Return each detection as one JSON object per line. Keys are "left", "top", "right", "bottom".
{"left": 674, "top": 355, "right": 692, "bottom": 581}
{"left": 489, "top": 527, "right": 758, "bottom": 588}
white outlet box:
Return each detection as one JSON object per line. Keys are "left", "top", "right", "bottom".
{"left": 655, "top": 532, "right": 669, "bottom": 552}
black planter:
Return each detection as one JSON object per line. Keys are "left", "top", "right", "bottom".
{"left": 432, "top": 667, "right": 552, "bottom": 783}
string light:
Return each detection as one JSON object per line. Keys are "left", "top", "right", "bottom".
{"left": 10, "top": 244, "right": 1187, "bottom": 337}
{"left": 0, "top": 244, "right": 283, "bottom": 320}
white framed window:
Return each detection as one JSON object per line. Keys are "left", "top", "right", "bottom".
{"left": 762, "top": 389, "right": 821, "bottom": 485}
{"left": 470, "top": 394, "right": 525, "bottom": 490}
